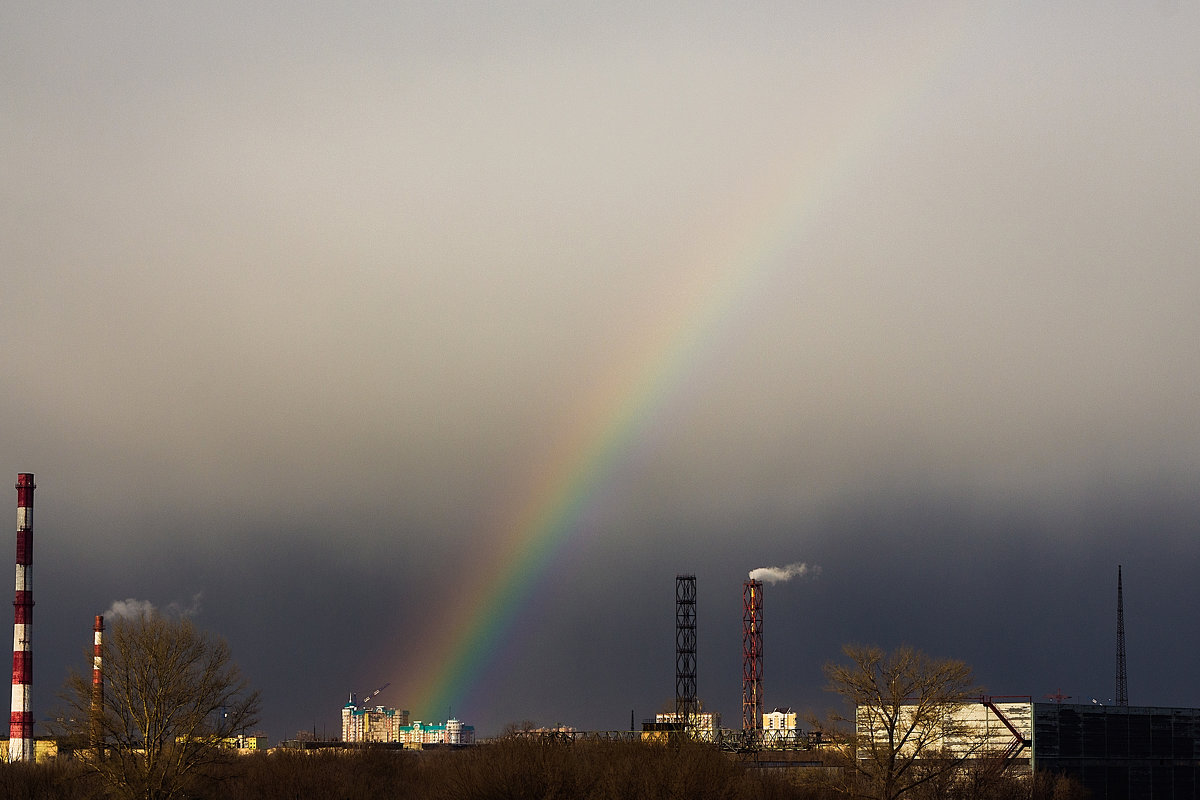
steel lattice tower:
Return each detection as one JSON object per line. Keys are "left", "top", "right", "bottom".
{"left": 675, "top": 575, "right": 697, "bottom": 731}
{"left": 1116, "top": 565, "right": 1128, "bottom": 706}
{"left": 742, "top": 579, "right": 763, "bottom": 732}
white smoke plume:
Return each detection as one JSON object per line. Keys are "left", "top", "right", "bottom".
{"left": 104, "top": 592, "right": 203, "bottom": 620}
{"left": 747, "top": 563, "right": 820, "bottom": 584}
{"left": 104, "top": 598, "right": 156, "bottom": 619}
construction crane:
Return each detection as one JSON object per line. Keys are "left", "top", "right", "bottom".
{"left": 357, "top": 682, "right": 390, "bottom": 709}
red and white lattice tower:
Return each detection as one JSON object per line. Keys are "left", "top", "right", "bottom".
{"left": 742, "top": 579, "right": 763, "bottom": 732}
{"left": 10, "top": 473, "right": 36, "bottom": 762}
{"left": 92, "top": 615, "right": 105, "bottom": 751}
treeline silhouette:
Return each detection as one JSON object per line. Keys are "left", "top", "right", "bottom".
{"left": 0, "top": 739, "right": 1084, "bottom": 800}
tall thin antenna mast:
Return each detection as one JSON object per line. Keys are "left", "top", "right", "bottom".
{"left": 1115, "top": 565, "right": 1128, "bottom": 707}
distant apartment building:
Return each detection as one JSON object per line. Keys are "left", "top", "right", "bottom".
{"left": 342, "top": 702, "right": 411, "bottom": 743}
{"left": 398, "top": 718, "right": 474, "bottom": 746}
{"left": 341, "top": 700, "right": 473, "bottom": 746}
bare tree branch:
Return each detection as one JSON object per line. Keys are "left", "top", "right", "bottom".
{"left": 822, "top": 644, "right": 984, "bottom": 800}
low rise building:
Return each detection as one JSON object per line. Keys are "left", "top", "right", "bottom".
{"left": 397, "top": 719, "right": 474, "bottom": 747}
{"left": 763, "top": 707, "right": 798, "bottom": 732}
{"left": 0, "top": 738, "right": 56, "bottom": 763}
{"left": 223, "top": 733, "right": 270, "bottom": 750}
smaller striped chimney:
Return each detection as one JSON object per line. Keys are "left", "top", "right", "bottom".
{"left": 10, "top": 473, "right": 36, "bottom": 762}
{"left": 92, "top": 615, "right": 104, "bottom": 752}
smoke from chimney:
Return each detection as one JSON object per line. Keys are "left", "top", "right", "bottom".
{"left": 747, "top": 562, "right": 819, "bottom": 584}
{"left": 104, "top": 593, "right": 203, "bottom": 620}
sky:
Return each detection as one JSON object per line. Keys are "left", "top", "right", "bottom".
{"left": 3, "top": 1, "right": 1200, "bottom": 742}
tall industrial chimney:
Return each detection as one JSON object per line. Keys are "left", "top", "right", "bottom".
{"left": 10, "top": 473, "right": 36, "bottom": 762}
{"left": 92, "top": 615, "right": 105, "bottom": 753}
{"left": 742, "top": 579, "right": 763, "bottom": 732}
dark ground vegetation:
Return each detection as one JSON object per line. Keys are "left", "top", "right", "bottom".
{"left": 0, "top": 739, "right": 1087, "bottom": 800}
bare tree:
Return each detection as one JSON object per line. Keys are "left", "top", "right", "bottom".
{"left": 822, "top": 644, "right": 982, "bottom": 800}
{"left": 500, "top": 719, "right": 542, "bottom": 737}
{"left": 57, "top": 612, "right": 261, "bottom": 800}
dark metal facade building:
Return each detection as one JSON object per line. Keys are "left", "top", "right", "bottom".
{"left": 1033, "top": 704, "right": 1200, "bottom": 799}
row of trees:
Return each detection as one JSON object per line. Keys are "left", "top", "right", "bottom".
{"left": 23, "top": 613, "right": 1082, "bottom": 799}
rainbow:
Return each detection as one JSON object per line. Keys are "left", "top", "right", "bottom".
{"left": 396, "top": 6, "right": 983, "bottom": 726}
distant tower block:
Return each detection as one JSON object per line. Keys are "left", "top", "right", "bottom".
{"left": 92, "top": 615, "right": 105, "bottom": 752}
{"left": 1116, "top": 565, "right": 1128, "bottom": 707}
{"left": 675, "top": 575, "right": 697, "bottom": 730}
{"left": 10, "top": 473, "right": 36, "bottom": 763}
{"left": 742, "top": 579, "right": 763, "bottom": 732}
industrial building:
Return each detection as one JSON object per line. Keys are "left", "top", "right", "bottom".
{"left": 652, "top": 711, "right": 722, "bottom": 741}
{"left": 856, "top": 698, "right": 1200, "bottom": 799}
{"left": 341, "top": 700, "right": 474, "bottom": 746}
{"left": 0, "top": 738, "right": 57, "bottom": 764}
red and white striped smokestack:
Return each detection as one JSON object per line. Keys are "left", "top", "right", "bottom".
{"left": 92, "top": 615, "right": 104, "bottom": 751}
{"left": 10, "top": 473, "right": 35, "bottom": 763}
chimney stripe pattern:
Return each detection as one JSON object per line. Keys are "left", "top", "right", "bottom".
{"left": 10, "top": 473, "right": 35, "bottom": 762}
